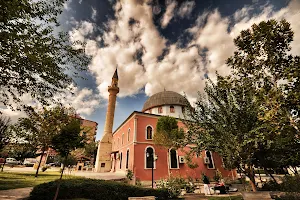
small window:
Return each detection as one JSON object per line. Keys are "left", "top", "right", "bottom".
{"left": 158, "top": 106, "right": 163, "bottom": 113}
{"left": 182, "top": 106, "right": 185, "bottom": 114}
{"left": 206, "top": 151, "right": 215, "bottom": 169}
{"left": 170, "top": 106, "right": 175, "bottom": 113}
{"left": 170, "top": 149, "right": 178, "bottom": 169}
{"left": 127, "top": 129, "right": 130, "bottom": 142}
{"left": 145, "top": 147, "right": 154, "bottom": 168}
{"left": 146, "top": 126, "right": 153, "bottom": 140}
{"left": 126, "top": 149, "right": 129, "bottom": 169}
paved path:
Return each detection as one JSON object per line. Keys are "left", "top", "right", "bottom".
{"left": 0, "top": 187, "right": 32, "bottom": 200}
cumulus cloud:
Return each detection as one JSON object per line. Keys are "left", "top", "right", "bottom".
{"left": 64, "top": 0, "right": 72, "bottom": 11}
{"left": 69, "top": 21, "right": 94, "bottom": 43}
{"left": 0, "top": 86, "right": 101, "bottom": 123}
{"left": 178, "top": 1, "right": 195, "bottom": 18}
{"left": 69, "top": 0, "right": 300, "bottom": 104}
{"left": 91, "top": 7, "right": 97, "bottom": 21}
{"left": 161, "top": 1, "right": 177, "bottom": 28}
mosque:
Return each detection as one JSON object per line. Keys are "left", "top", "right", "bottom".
{"left": 95, "top": 69, "right": 236, "bottom": 182}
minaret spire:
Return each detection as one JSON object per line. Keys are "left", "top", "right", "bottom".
{"left": 95, "top": 68, "right": 119, "bottom": 172}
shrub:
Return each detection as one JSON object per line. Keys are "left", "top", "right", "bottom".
{"left": 277, "top": 192, "right": 300, "bottom": 200}
{"left": 126, "top": 169, "right": 134, "bottom": 180}
{"left": 156, "top": 176, "right": 186, "bottom": 198}
{"left": 261, "top": 175, "right": 300, "bottom": 193}
{"left": 29, "top": 178, "right": 169, "bottom": 200}
{"left": 261, "top": 180, "right": 281, "bottom": 191}
{"left": 184, "top": 182, "right": 195, "bottom": 193}
{"left": 136, "top": 178, "right": 142, "bottom": 186}
{"left": 213, "top": 169, "right": 222, "bottom": 182}
{"left": 280, "top": 175, "right": 300, "bottom": 192}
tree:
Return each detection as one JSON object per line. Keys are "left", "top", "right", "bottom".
{"left": 226, "top": 19, "right": 300, "bottom": 172}
{"left": 0, "top": 0, "right": 90, "bottom": 108}
{"left": 14, "top": 106, "right": 73, "bottom": 177}
{"left": 154, "top": 116, "right": 184, "bottom": 176}
{"left": 184, "top": 19, "right": 300, "bottom": 192}
{"left": 184, "top": 76, "right": 266, "bottom": 192}
{"left": 51, "top": 118, "right": 85, "bottom": 200}
{"left": 0, "top": 114, "right": 11, "bottom": 151}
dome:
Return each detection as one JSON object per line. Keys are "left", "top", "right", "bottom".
{"left": 142, "top": 91, "right": 190, "bottom": 112}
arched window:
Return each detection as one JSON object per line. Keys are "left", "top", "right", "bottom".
{"left": 158, "top": 106, "right": 163, "bottom": 113}
{"left": 126, "top": 149, "right": 129, "bottom": 169}
{"left": 145, "top": 147, "right": 154, "bottom": 168}
{"left": 146, "top": 126, "right": 153, "bottom": 140}
{"left": 120, "top": 152, "right": 122, "bottom": 169}
{"left": 205, "top": 151, "right": 215, "bottom": 169}
{"left": 122, "top": 133, "right": 124, "bottom": 145}
{"left": 170, "top": 106, "right": 175, "bottom": 113}
{"left": 169, "top": 149, "right": 178, "bottom": 169}
{"left": 127, "top": 129, "right": 130, "bottom": 142}
{"left": 118, "top": 138, "right": 120, "bottom": 147}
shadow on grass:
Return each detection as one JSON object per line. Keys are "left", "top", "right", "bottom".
{"left": 0, "top": 172, "right": 62, "bottom": 190}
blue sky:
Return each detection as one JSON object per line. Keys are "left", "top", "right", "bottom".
{"left": 2, "top": 0, "right": 299, "bottom": 140}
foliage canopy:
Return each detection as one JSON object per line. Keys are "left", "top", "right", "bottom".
{"left": 0, "top": 0, "right": 90, "bottom": 108}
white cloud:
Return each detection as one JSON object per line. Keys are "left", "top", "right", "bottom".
{"left": 0, "top": 86, "right": 101, "bottom": 123}
{"left": 68, "top": 0, "right": 300, "bottom": 106}
{"left": 64, "top": 0, "right": 72, "bottom": 11}
{"left": 161, "top": 1, "right": 177, "bottom": 28}
{"left": 178, "top": 1, "right": 195, "bottom": 18}
{"left": 91, "top": 7, "right": 97, "bottom": 21}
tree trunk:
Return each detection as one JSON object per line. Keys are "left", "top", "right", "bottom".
{"left": 247, "top": 167, "right": 257, "bottom": 192}
{"left": 166, "top": 151, "right": 170, "bottom": 177}
{"left": 263, "top": 168, "right": 277, "bottom": 183}
{"left": 249, "top": 175, "right": 257, "bottom": 192}
{"left": 258, "top": 170, "right": 263, "bottom": 184}
{"left": 1, "top": 159, "right": 6, "bottom": 172}
{"left": 35, "top": 148, "right": 45, "bottom": 178}
{"left": 293, "top": 166, "right": 298, "bottom": 174}
{"left": 53, "top": 154, "right": 68, "bottom": 200}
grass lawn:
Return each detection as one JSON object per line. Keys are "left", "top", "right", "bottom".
{"left": 0, "top": 171, "right": 66, "bottom": 190}
{"left": 208, "top": 196, "right": 244, "bottom": 200}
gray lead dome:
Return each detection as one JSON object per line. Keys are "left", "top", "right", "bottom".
{"left": 142, "top": 91, "right": 190, "bottom": 112}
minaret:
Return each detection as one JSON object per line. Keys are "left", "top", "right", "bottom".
{"left": 95, "top": 69, "right": 119, "bottom": 172}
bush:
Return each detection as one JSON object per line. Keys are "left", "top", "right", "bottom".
{"left": 29, "top": 178, "right": 169, "bottom": 200}
{"left": 280, "top": 175, "right": 300, "bottom": 192}
{"left": 277, "top": 192, "right": 300, "bottom": 200}
{"left": 261, "top": 180, "right": 281, "bottom": 191}
{"left": 261, "top": 175, "right": 300, "bottom": 193}
{"left": 156, "top": 176, "right": 187, "bottom": 198}
{"left": 126, "top": 169, "right": 133, "bottom": 180}
{"left": 213, "top": 169, "right": 222, "bottom": 182}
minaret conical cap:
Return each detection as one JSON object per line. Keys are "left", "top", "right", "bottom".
{"left": 113, "top": 68, "right": 118, "bottom": 79}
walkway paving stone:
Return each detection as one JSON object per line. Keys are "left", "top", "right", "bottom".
{"left": 0, "top": 187, "right": 32, "bottom": 200}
